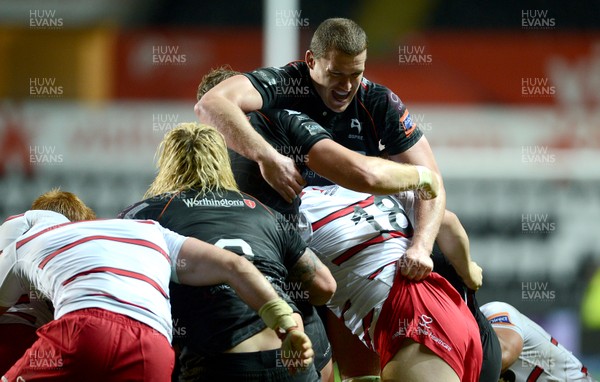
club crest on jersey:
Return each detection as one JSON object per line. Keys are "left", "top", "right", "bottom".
{"left": 243, "top": 199, "right": 256, "bottom": 209}
{"left": 350, "top": 118, "right": 362, "bottom": 134}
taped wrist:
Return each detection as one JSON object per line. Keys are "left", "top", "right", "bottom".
{"left": 416, "top": 165, "right": 432, "bottom": 188}
{"left": 258, "top": 298, "right": 298, "bottom": 340}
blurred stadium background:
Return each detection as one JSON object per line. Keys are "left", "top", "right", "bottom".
{"left": 1, "top": 0, "right": 599, "bottom": 372}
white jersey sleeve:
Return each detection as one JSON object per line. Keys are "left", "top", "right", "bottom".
{"left": 151, "top": 221, "right": 187, "bottom": 283}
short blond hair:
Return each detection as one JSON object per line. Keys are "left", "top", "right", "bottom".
{"left": 31, "top": 188, "right": 96, "bottom": 221}
{"left": 145, "top": 122, "right": 239, "bottom": 198}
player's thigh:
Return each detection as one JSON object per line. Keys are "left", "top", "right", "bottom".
{"left": 325, "top": 309, "right": 379, "bottom": 379}
{"left": 380, "top": 339, "right": 459, "bottom": 382}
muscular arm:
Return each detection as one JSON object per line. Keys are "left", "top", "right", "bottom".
{"left": 493, "top": 327, "right": 524, "bottom": 372}
{"left": 195, "top": 75, "right": 304, "bottom": 202}
{"left": 390, "top": 136, "right": 446, "bottom": 280}
{"left": 176, "top": 237, "right": 281, "bottom": 310}
{"left": 287, "top": 247, "right": 336, "bottom": 306}
{"left": 307, "top": 139, "right": 439, "bottom": 198}
{"left": 436, "top": 210, "right": 483, "bottom": 291}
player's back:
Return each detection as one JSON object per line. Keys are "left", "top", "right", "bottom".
{"left": 300, "top": 185, "right": 415, "bottom": 342}
{"left": 119, "top": 189, "right": 305, "bottom": 354}
{"left": 3, "top": 211, "right": 178, "bottom": 341}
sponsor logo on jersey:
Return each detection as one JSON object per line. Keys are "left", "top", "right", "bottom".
{"left": 399, "top": 110, "right": 414, "bottom": 133}
{"left": 302, "top": 122, "right": 326, "bottom": 136}
{"left": 182, "top": 197, "right": 245, "bottom": 208}
{"left": 243, "top": 199, "right": 256, "bottom": 209}
{"left": 489, "top": 314, "right": 512, "bottom": 325}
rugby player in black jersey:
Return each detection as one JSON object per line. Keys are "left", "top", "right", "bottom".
{"left": 195, "top": 18, "right": 444, "bottom": 285}
{"left": 119, "top": 123, "right": 336, "bottom": 381}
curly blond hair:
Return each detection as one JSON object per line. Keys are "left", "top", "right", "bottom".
{"left": 145, "top": 122, "right": 239, "bottom": 198}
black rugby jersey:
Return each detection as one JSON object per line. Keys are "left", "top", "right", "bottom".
{"left": 230, "top": 108, "right": 332, "bottom": 220}
{"left": 119, "top": 189, "right": 306, "bottom": 355}
{"left": 244, "top": 61, "right": 423, "bottom": 158}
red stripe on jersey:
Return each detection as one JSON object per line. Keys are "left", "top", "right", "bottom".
{"left": 4, "top": 311, "right": 37, "bottom": 325}
{"left": 357, "top": 98, "right": 379, "bottom": 143}
{"left": 4, "top": 213, "right": 24, "bottom": 222}
{"left": 38, "top": 235, "right": 170, "bottom": 269}
{"left": 16, "top": 221, "right": 74, "bottom": 249}
{"left": 362, "top": 308, "right": 375, "bottom": 350}
{"left": 85, "top": 293, "right": 154, "bottom": 313}
{"left": 16, "top": 294, "right": 30, "bottom": 305}
{"left": 550, "top": 336, "right": 558, "bottom": 346}
{"left": 63, "top": 267, "right": 168, "bottom": 298}
{"left": 527, "top": 366, "right": 544, "bottom": 381}
{"left": 135, "top": 220, "right": 158, "bottom": 225}
{"left": 332, "top": 231, "right": 407, "bottom": 266}
{"left": 312, "top": 196, "right": 374, "bottom": 232}
{"left": 368, "top": 260, "right": 396, "bottom": 280}
{"left": 582, "top": 366, "right": 588, "bottom": 375}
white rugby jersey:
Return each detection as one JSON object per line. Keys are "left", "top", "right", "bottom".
{"left": 481, "top": 301, "right": 595, "bottom": 382}
{"left": 299, "top": 185, "right": 415, "bottom": 349}
{"left": 0, "top": 210, "right": 186, "bottom": 342}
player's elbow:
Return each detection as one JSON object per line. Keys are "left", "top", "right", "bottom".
{"left": 307, "top": 271, "right": 337, "bottom": 306}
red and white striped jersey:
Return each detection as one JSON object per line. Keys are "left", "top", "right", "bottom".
{"left": 0, "top": 210, "right": 186, "bottom": 342}
{"left": 481, "top": 301, "right": 594, "bottom": 381}
{"left": 299, "top": 185, "right": 415, "bottom": 348}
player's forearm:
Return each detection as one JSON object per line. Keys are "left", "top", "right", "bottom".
{"left": 436, "top": 210, "right": 472, "bottom": 278}
{"left": 195, "top": 97, "right": 277, "bottom": 164}
{"left": 411, "top": 186, "right": 446, "bottom": 254}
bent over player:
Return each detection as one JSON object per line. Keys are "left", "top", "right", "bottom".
{"left": 481, "top": 301, "right": 595, "bottom": 382}
{"left": 299, "top": 186, "right": 482, "bottom": 382}
{"left": 119, "top": 122, "right": 335, "bottom": 381}
{"left": 0, "top": 195, "right": 312, "bottom": 381}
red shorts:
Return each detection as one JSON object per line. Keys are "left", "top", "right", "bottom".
{"left": 0, "top": 324, "right": 39, "bottom": 375}
{"left": 3, "top": 308, "right": 174, "bottom": 382}
{"left": 374, "top": 272, "right": 482, "bottom": 382}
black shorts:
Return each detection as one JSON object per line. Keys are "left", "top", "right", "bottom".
{"left": 177, "top": 347, "right": 320, "bottom": 382}
{"left": 298, "top": 301, "right": 332, "bottom": 373}
{"left": 468, "top": 292, "right": 502, "bottom": 382}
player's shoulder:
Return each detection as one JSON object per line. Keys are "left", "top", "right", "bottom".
{"left": 357, "top": 76, "right": 399, "bottom": 108}
{"left": 118, "top": 194, "right": 171, "bottom": 220}
{"left": 481, "top": 301, "right": 522, "bottom": 326}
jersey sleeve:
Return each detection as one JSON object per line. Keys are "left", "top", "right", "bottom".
{"left": 370, "top": 83, "right": 424, "bottom": 156}
{"left": 280, "top": 110, "right": 333, "bottom": 155}
{"left": 0, "top": 242, "right": 26, "bottom": 307}
{"left": 275, "top": 213, "right": 308, "bottom": 270}
{"left": 243, "top": 64, "right": 305, "bottom": 109}
{"left": 480, "top": 301, "right": 525, "bottom": 339}
{"left": 153, "top": 223, "right": 187, "bottom": 283}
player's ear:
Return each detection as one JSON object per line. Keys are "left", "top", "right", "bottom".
{"left": 305, "top": 50, "right": 315, "bottom": 69}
